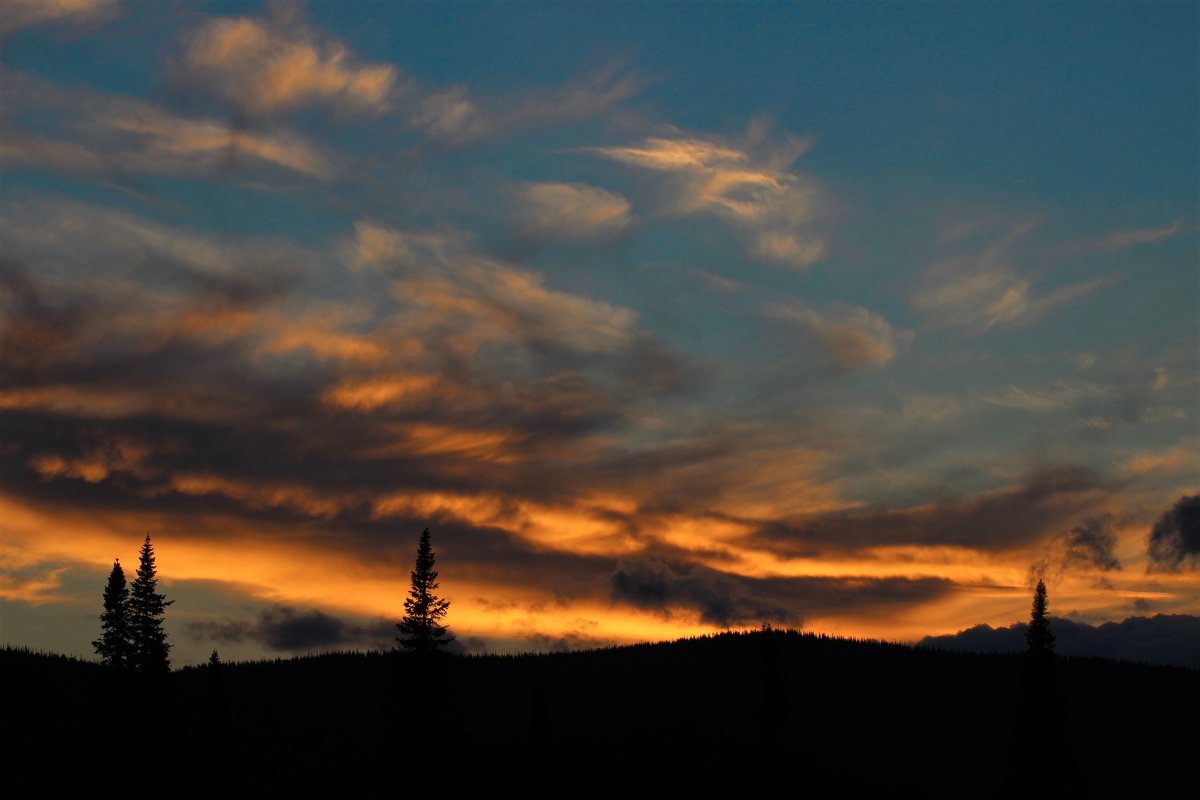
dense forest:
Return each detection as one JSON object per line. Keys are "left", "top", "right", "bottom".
{"left": 5, "top": 629, "right": 1195, "bottom": 797}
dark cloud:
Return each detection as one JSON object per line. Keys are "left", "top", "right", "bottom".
{"left": 0, "top": 259, "right": 86, "bottom": 374}
{"left": 0, "top": 203, "right": 706, "bottom": 537}
{"left": 1062, "top": 515, "right": 1121, "bottom": 571}
{"left": 612, "top": 559, "right": 793, "bottom": 627}
{"left": 757, "top": 467, "right": 1106, "bottom": 554}
{"left": 611, "top": 558, "right": 954, "bottom": 627}
{"left": 919, "top": 614, "right": 1200, "bottom": 669}
{"left": 188, "top": 606, "right": 395, "bottom": 652}
{"left": 1029, "top": 513, "right": 1122, "bottom": 584}
{"left": 1147, "top": 494, "right": 1200, "bottom": 572}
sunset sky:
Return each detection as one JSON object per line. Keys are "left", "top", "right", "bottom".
{"left": 2, "top": 0, "right": 1197, "bottom": 666}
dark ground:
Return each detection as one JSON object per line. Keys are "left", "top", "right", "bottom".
{"left": 4, "top": 630, "right": 1196, "bottom": 797}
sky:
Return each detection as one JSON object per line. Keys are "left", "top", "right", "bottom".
{"left": 1, "top": 0, "right": 1197, "bottom": 666}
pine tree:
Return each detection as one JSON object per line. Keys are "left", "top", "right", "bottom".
{"left": 396, "top": 528, "right": 453, "bottom": 654}
{"left": 92, "top": 559, "right": 133, "bottom": 669}
{"left": 1026, "top": 579, "right": 1055, "bottom": 656}
{"left": 391, "top": 529, "right": 461, "bottom": 749}
{"left": 1003, "top": 579, "right": 1086, "bottom": 798}
{"left": 128, "top": 534, "right": 173, "bottom": 675}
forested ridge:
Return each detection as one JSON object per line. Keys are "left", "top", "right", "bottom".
{"left": 5, "top": 630, "right": 1195, "bottom": 797}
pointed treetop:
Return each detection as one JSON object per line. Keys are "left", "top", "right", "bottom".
{"left": 93, "top": 558, "right": 133, "bottom": 669}
{"left": 1026, "top": 578, "right": 1055, "bottom": 655}
{"left": 129, "top": 533, "right": 172, "bottom": 674}
{"left": 397, "top": 528, "right": 453, "bottom": 654}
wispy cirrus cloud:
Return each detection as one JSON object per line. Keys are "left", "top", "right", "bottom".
{"left": 762, "top": 301, "right": 910, "bottom": 369}
{"left": 586, "top": 122, "right": 829, "bottom": 269}
{"left": 912, "top": 220, "right": 1110, "bottom": 332}
{"left": 1058, "top": 218, "right": 1186, "bottom": 256}
{"left": 984, "top": 380, "right": 1108, "bottom": 411}
{"left": 408, "top": 64, "right": 641, "bottom": 145}
{"left": 513, "top": 182, "right": 633, "bottom": 243}
{"left": 352, "top": 222, "right": 639, "bottom": 354}
{"left": 0, "top": 0, "right": 117, "bottom": 37}
{"left": 1, "top": 71, "right": 334, "bottom": 181}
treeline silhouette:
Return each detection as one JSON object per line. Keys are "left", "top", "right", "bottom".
{"left": 4, "top": 630, "right": 1195, "bottom": 797}
{"left": 27, "top": 531, "right": 1189, "bottom": 795}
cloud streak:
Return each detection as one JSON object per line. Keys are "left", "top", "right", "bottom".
{"left": 610, "top": 558, "right": 952, "bottom": 627}
{"left": 408, "top": 66, "right": 640, "bottom": 145}
{"left": 762, "top": 301, "right": 910, "bottom": 369}
{"left": 2, "top": 71, "right": 334, "bottom": 181}
{"left": 758, "top": 467, "right": 1109, "bottom": 555}
{"left": 188, "top": 606, "right": 395, "bottom": 652}
{"left": 587, "top": 123, "right": 829, "bottom": 269}
{"left": 912, "top": 220, "right": 1109, "bottom": 332}
{"left": 514, "top": 182, "right": 633, "bottom": 243}
{"left": 0, "top": 0, "right": 117, "bottom": 36}
{"left": 177, "top": 9, "right": 398, "bottom": 116}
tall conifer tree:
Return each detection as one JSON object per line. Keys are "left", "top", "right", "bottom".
{"left": 93, "top": 559, "right": 133, "bottom": 669}
{"left": 1026, "top": 579, "right": 1055, "bottom": 656}
{"left": 396, "top": 528, "right": 453, "bottom": 654}
{"left": 128, "top": 534, "right": 173, "bottom": 674}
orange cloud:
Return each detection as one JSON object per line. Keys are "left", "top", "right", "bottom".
{"left": 764, "top": 301, "right": 910, "bottom": 368}
{"left": 109, "top": 109, "right": 335, "bottom": 179}
{"left": 515, "top": 182, "right": 633, "bottom": 242}
{"left": 587, "top": 126, "right": 828, "bottom": 269}
{"left": 0, "top": 564, "right": 69, "bottom": 604}
{"left": 352, "top": 222, "right": 638, "bottom": 354}
{"left": 181, "top": 13, "right": 398, "bottom": 115}
{"left": 322, "top": 375, "right": 440, "bottom": 412}
{"left": 406, "top": 67, "right": 640, "bottom": 144}
{"left": 0, "top": 0, "right": 116, "bottom": 36}
{"left": 1, "top": 72, "right": 335, "bottom": 181}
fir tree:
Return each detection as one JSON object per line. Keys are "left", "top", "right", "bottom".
{"left": 92, "top": 559, "right": 133, "bottom": 669}
{"left": 391, "top": 529, "right": 461, "bottom": 749}
{"left": 1026, "top": 579, "right": 1055, "bottom": 656}
{"left": 1003, "top": 579, "right": 1087, "bottom": 799}
{"left": 206, "top": 650, "right": 224, "bottom": 696}
{"left": 396, "top": 529, "right": 453, "bottom": 654}
{"left": 128, "top": 534, "right": 173, "bottom": 675}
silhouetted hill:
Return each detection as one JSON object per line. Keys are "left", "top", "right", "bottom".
{"left": 4, "top": 633, "right": 1196, "bottom": 797}
{"left": 919, "top": 613, "right": 1200, "bottom": 668}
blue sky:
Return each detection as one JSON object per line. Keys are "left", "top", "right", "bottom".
{"left": 1, "top": 0, "right": 1196, "bottom": 664}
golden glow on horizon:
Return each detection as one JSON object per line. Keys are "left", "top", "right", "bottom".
{"left": 4, "top": 484, "right": 1194, "bottom": 654}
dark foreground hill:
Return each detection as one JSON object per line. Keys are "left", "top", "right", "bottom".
{"left": 4, "top": 631, "right": 1196, "bottom": 797}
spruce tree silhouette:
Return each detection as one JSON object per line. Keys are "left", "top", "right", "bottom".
{"left": 128, "top": 534, "right": 173, "bottom": 675}
{"left": 93, "top": 559, "right": 134, "bottom": 669}
{"left": 396, "top": 528, "right": 453, "bottom": 654}
{"left": 1026, "top": 579, "right": 1055, "bottom": 657}
{"left": 391, "top": 529, "right": 460, "bottom": 752}
{"left": 1002, "top": 579, "right": 1087, "bottom": 800}
{"left": 203, "top": 650, "right": 229, "bottom": 731}
{"left": 205, "top": 650, "right": 225, "bottom": 705}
